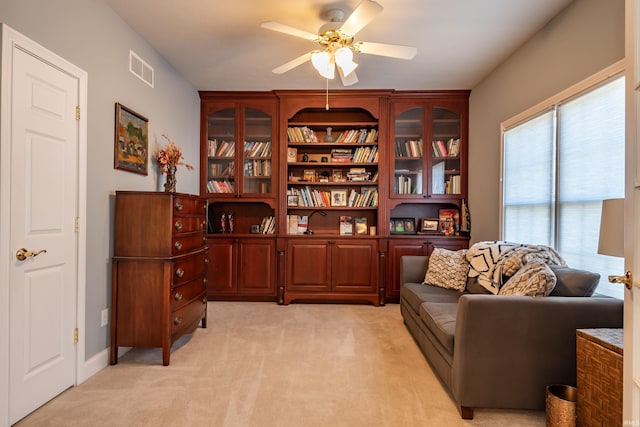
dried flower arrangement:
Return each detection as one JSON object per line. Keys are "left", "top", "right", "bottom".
{"left": 156, "top": 134, "right": 194, "bottom": 174}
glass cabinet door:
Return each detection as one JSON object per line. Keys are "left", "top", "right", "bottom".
{"left": 393, "top": 107, "right": 424, "bottom": 196}
{"left": 206, "top": 108, "right": 236, "bottom": 194}
{"left": 242, "top": 108, "right": 272, "bottom": 195}
{"left": 431, "top": 106, "right": 462, "bottom": 196}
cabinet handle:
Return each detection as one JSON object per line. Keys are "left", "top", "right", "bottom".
{"left": 175, "top": 201, "right": 183, "bottom": 211}
{"left": 174, "top": 221, "right": 183, "bottom": 231}
{"left": 202, "top": 236, "right": 207, "bottom": 244}
{"left": 175, "top": 268, "right": 185, "bottom": 278}
{"left": 174, "top": 292, "right": 183, "bottom": 301}
{"left": 174, "top": 241, "right": 183, "bottom": 251}
{"left": 173, "top": 317, "right": 182, "bottom": 326}
{"left": 204, "top": 258, "right": 209, "bottom": 264}
{"left": 203, "top": 277, "right": 208, "bottom": 284}
{"left": 202, "top": 297, "right": 207, "bottom": 304}
{"left": 201, "top": 220, "right": 206, "bottom": 230}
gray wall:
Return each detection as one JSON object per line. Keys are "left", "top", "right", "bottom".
{"left": 468, "top": 0, "right": 625, "bottom": 244}
{"left": 0, "top": 0, "right": 200, "bottom": 359}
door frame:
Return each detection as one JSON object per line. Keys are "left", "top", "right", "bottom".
{"left": 0, "top": 24, "right": 87, "bottom": 427}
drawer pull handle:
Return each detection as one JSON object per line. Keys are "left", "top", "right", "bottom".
{"left": 204, "top": 258, "right": 209, "bottom": 264}
{"left": 174, "top": 292, "right": 183, "bottom": 301}
{"left": 175, "top": 268, "right": 185, "bottom": 278}
{"left": 174, "top": 221, "right": 183, "bottom": 231}
{"left": 175, "top": 201, "right": 183, "bottom": 211}
{"left": 202, "top": 297, "right": 207, "bottom": 304}
{"left": 174, "top": 241, "right": 183, "bottom": 251}
{"left": 173, "top": 317, "right": 182, "bottom": 326}
{"left": 203, "top": 277, "right": 208, "bottom": 284}
{"left": 202, "top": 236, "right": 207, "bottom": 244}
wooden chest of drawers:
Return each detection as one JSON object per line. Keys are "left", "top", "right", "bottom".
{"left": 110, "top": 191, "right": 208, "bottom": 366}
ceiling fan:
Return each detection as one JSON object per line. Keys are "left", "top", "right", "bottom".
{"left": 261, "top": 0, "right": 417, "bottom": 86}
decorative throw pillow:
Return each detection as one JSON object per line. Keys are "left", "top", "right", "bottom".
{"left": 548, "top": 265, "right": 600, "bottom": 297}
{"left": 423, "top": 248, "right": 469, "bottom": 291}
{"left": 498, "top": 261, "right": 556, "bottom": 297}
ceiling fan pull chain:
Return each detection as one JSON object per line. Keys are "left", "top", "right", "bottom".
{"left": 326, "top": 78, "right": 330, "bottom": 110}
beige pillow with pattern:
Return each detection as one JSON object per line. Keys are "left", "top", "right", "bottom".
{"left": 423, "top": 248, "right": 469, "bottom": 291}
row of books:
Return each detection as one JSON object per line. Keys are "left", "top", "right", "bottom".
{"left": 287, "top": 126, "right": 318, "bottom": 142}
{"left": 394, "top": 139, "right": 423, "bottom": 158}
{"left": 206, "top": 179, "right": 235, "bottom": 193}
{"left": 347, "top": 187, "right": 378, "bottom": 207}
{"left": 209, "top": 161, "right": 234, "bottom": 177}
{"left": 352, "top": 146, "right": 378, "bottom": 163}
{"left": 444, "top": 175, "right": 462, "bottom": 194}
{"left": 259, "top": 216, "right": 276, "bottom": 234}
{"left": 330, "top": 128, "right": 378, "bottom": 143}
{"left": 287, "top": 127, "right": 378, "bottom": 143}
{"left": 244, "top": 141, "right": 272, "bottom": 158}
{"left": 288, "top": 187, "right": 331, "bottom": 207}
{"left": 208, "top": 139, "right": 235, "bottom": 157}
{"left": 395, "top": 175, "right": 418, "bottom": 194}
{"left": 432, "top": 138, "right": 461, "bottom": 158}
{"left": 243, "top": 159, "right": 271, "bottom": 177}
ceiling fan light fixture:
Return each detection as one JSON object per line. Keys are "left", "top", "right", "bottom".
{"left": 311, "top": 50, "right": 336, "bottom": 79}
{"left": 334, "top": 47, "right": 358, "bottom": 77}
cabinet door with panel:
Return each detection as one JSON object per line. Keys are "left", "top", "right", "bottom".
{"left": 285, "top": 238, "right": 379, "bottom": 305}
{"left": 200, "top": 93, "right": 277, "bottom": 200}
{"left": 390, "top": 96, "right": 468, "bottom": 202}
{"left": 206, "top": 237, "right": 276, "bottom": 300}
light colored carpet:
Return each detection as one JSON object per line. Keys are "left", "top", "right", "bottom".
{"left": 16, "top": 302, "right": 545, "bottom": 426}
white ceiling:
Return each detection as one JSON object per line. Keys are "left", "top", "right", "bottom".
{"left": 105, "top": 0, "right": 574, "bottom": 91}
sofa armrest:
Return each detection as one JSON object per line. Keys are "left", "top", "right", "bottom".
{"left": 451, "top": 295, "right": 623, "bottom": 410}
{"left": 400, "top": 255, "right": 429, "bottom": 285}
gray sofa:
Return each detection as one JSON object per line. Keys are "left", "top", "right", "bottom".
{"left": 399, "top": 255, "right": 623, "bottom": 420}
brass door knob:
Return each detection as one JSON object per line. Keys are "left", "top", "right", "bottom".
{"left": 16, "top": 248, "right": 47, "bottom": 261}
{"left": 608, "top": 271, "right": 633, "bottom": 290}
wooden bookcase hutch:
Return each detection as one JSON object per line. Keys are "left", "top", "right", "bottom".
{"left": 199, "top": 89, "right": 470, "bottom": 305}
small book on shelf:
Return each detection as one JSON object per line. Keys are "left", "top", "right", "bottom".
{"left": 438, "top": 208, "right": 460, "bottom": 236}
{"left": 339, "top": 216, "right": 353, "bottom": 235}
{"left": 297, "top": 215, "right": 308, "bottom": 234}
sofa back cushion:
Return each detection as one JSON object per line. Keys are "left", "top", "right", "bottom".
{"left": 548, "top": 265, "right": 600, "bottom": 297}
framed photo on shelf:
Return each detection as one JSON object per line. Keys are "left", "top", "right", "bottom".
{"left": 287, "top": 147, "right": 298, "bottom": 163}
{"left": 331, "top": 190, "right": 348, "bottom": 206}
{"left": 332, "top": 169, "right": 345, "bottom": 182}
{"left": 287, "top": 195, "right": 299, "bottom": 207}
{"left": 355, "top": 217, "right": 368, "bottom": 235}
{"left": 114, "top": 103, "right": 149, "bottom": 175}
{"left": 420, "top": 218, "right": 440, "bottom": 233}
{"left": 391, "top": 218, "right": 416, "bottom": 235}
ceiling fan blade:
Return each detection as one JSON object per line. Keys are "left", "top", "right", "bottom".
{"left": 339, "top": 68, "right": 359, "bottom": 87}
{"left": 339, "top": 0, "right": 383, "bottom": 36}
{"left": 356, "top": 41, "right": 417, "bottom": 59}
{"left": 272, "top": 52, "right": 313, "bottom": 74}
{"left": 261, "top": 21, "right": 318, "bottom": 41}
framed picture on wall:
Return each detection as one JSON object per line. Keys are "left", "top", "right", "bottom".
{"left": 114, "top": 103, "right": 149, "bottom": 175}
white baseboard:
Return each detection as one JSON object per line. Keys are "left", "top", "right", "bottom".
{"left": 76, "top": 347, "right": 131, "bottom": 385}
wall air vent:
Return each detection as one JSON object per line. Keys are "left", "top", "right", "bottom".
{"left": 129, "top": 50, "right": 154, "bottom": 88}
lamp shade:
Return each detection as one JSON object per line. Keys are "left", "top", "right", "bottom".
{"left": 311, "top": 51, "right": 335, "bottom": 79}
{"left": 335, "top": 47, "right": 358, "bottom": 77}
{"left": 598, "top": 198, "right": 624, "bottom": 257}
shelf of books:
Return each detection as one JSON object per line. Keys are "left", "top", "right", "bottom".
{"left": 285, "top": 115, "right": 379, "bottom": 237}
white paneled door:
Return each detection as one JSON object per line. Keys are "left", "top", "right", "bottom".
{"left": 1, "top": 26, "right": 86, "bottom": 425}
{"left": 626, "top": 0, "right": 640, "bottom": 424}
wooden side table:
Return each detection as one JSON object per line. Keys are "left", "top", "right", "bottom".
{"left": 576, "top": 328, "right": 623, "bottom": 427}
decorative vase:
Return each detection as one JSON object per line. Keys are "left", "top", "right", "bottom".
{"left": 164, "top": 166, "right": 177, "bottom": 192}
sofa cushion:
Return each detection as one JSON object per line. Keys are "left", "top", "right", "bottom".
{"left": 401, "top": 282, "right": 464, "bottom": 314}
{"left": 418, "top": 302, "right": 458, "bottom": 355}
{"left": 498, "top": 261, "right": 556, "bottom": 296}
{"left": 549, "top": 265, "right": 600, "bottom": 297}
{"left": 423, "top": 248, "right": 469, "bottom": 291}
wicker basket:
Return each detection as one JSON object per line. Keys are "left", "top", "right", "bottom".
{"left": 546, "top": 384, "right": 577, "bottom": 427}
